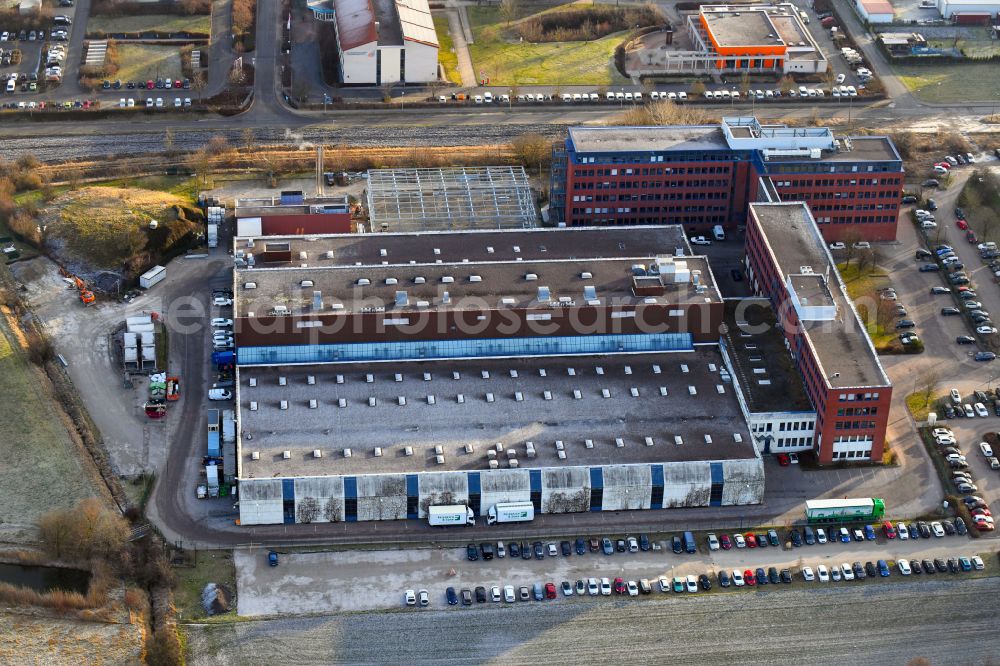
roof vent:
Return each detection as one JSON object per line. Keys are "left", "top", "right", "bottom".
{"left": 525, "top": 273, "right": 538, "bottom": 281}
{"left": 313, "top": 449, "right": 322, "bottom": 458}
{"left": 441, "top": 276, "right": 454, "bottom": 283}
{"left": 414, "top": 276, "right": 425, "bottom": 284}
{"left": 385, "top": 277, "right": 398, "bottom": 285}
{"left": 251, "top": 451, "right": 260, "bottom": 460}
{"left": 581, "top": 271, "right": 593, "bottom": 279}
{"left": 469, "top": 275, "right": 482, "bottom": 283}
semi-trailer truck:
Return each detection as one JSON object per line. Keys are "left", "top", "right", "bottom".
{"left": 805, "top": 498, "right": 885, "bottom": 523}
{"left": 486, "top": 501, "right": 535, "bottom": 525}
{"left": 427, "top": 505, "right": 475, "bottom": 526}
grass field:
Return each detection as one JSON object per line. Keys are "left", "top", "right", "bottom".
{"left": 433, "top": 15, "right": 462, "bottom": 85}
{"left": 174, "top": 550, "right": 237, "bottom": 620}
{"left": 115, "top": 44, "right": 183, "bottom": 82}
{"left": 0, "top": 306, "right": 102, "bottom": 527}
{"left": 466, "top": 5, "right": 629, "bottom": 86}
{"left": 87, "top": 13, "right": 212, "bottom": 36}
{"left": 894, "top": 61, "right": 1000, "bottom": 103}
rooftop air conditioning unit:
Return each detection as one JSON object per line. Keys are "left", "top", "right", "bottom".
{"left": 313, "top": 449, "right": 322, "bottom": 458}
{"left": 282, "top": 450, "right": 291, "bottom": 459}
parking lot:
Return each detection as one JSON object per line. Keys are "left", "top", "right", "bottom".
{"left": 236, "top": 523, "right": 985, "bottom": 615}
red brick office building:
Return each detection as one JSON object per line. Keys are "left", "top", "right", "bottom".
{"left": 550, "top": 117, "right": 903, "bottom": 242}
{"left": 743, "top": 202, "right": 892, "bottom": 464}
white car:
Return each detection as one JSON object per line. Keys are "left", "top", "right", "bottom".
{"left": 404, "top": 589, "right": 416, "bottom": 606}
{"left": 627, "top": 580, "right": 639, "bottom": 596}
{"left": 600, "top": 578, "right": 612, "bottom": 595}
{"left": 897, "top": 522, "right": 908, "bottom": 540}
{"left": 208, "top": 388, "right": 232, "bottom": 401}
{"left": 836, "top": 73, "right": 846, "bottom": 84}
{"left": 145, "top": 98, "right": 154, "bottom": 108}
{"left": 490, "top": 585, "right": 501, "bottom": 602}
{"left": 981, "top": 442, "right": 995, "bottom": 457}
{"left": 657, "top": 576, "right": 669, "bottom": 592}
{"left": 920, "top": 220, "right": 938, "bottom": 229}
{"left": 816, "top": 528, "right": 827, "bottom": 544}
{"left": 972, "top": 556, "right": 984, "bottom": 570}
{"left": 418, "top": 590, "right": 429, "bottom": 606}
{"left": 685, "top": 575, "right": 697, "bottom": 593}
{"left": 841, "top": 563, "right": 855, "bottom": 581}
{"left": 734, "top": 533, "right": 746, "bottom": 548}
{"left": 964, "top": 404, "right": 975, "bottom": 418}
{"left": 503, "top": 584, "right": 515, "bottom": 602}
{"left": 707, "top": 533, "right": 720, "bottom": 550}
{"left": 174, "top": 97, "right": 182, "bottom": 108}
{"left": 212, "top": 318, "right": 233, "bottom": 327}
{"left": 214, "top": 297, "right": 233, "bottom": 307}
{"left": 547, "top": 543, "right": 557, "bottom": 557}
{"left": 801, "top": 566, "right": 815, "bottom": 581}
{"left": 897, "top": 559, "right": 911, "bottom": 575}
{"left": 975, "top": 402, "right": 989, "bottom": 417}
{"left": 690, "top": 236, "right": 712, "bottom": 246}
{"left": 931, "top": 521, "right": 945, "bottom": 537}
{"left": 588, "top": 578, "right": 599, "bottom": 595}
{"left": 496, "top": 541, "right": 505, "bottom": 558}
{"left": 127, "top": 98, "right": 135, "bottom": 107}
{"left": 155, "top": 97, "right": 164, "bottom": 108}
{"left": 731, "top": 570, "right": 744, "bottom": 587}
{"left": 829, "top": 242, "right": 846, "bottom": 250}
{"left": 817, "top": 565, "right": 830, "bottom": 583}
{"left": 978, "top": 326, "right": 998, "bottom": 335}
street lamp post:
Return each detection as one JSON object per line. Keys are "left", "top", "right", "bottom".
{"left": 620, "top": 88, "right": 624, "bottom": 108}
{"left": 508, "top": 89, "right": 512, "bottom": 110}
{"left": 400, "top": 91, "right": 405, "bottom": 110}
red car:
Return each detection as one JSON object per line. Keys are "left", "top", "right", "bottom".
{"left": 776, "top": 453, "right": 790, "bottom": 466}
{"left": 146, "top": 79, "right": 154, "bottom": 89}
{"left": 720, "top": 534, "right": 733, "bottom": 550}
{"left": 956, "top": 219, "right": 969, "bottom": 230}
{"left": 882, "top": 521, "right": 896, "bottom": 539}
{"left": 967, "top": 231, "right": 978, "bottom": 243}
{"left": 744, "top": 569, "right": 757, "bottom": 586}
{"left": 744, "top": 532, "right": 757, "bottom": 548}
{"left": 613, "top": 577, "right": 625, "bottom": 594}
{"left": 971, "top": 508, "right": 992, "bottom": 517}
{"left": 544, "top": 582, "right": 557, "bottom": 599}
{"left": 934, "top": 162, "right": 951, "bottom": 170}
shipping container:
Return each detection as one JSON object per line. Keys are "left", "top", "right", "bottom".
{"left": 138, "top": 265, "right": 166, "bottom": 289}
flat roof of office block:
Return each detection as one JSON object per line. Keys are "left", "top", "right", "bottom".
{"left": 749, "top": 203, "right": 889, "bottom": 389}
{"left": 567, "top": 126, "right": 730, "bottom": 154}
{"left": 234, "top": 254, "right": 721, "bottom": 317}
{"left": 236, "top": 350, "right": 757, "bottom": 479}
{"left": 235, "top": 226, "right": 692, "bottom": 269}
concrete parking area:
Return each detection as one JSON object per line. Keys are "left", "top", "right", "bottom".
{"left": 235, "top": 532, "right": 988, "bottom": 615}
{"left": 934, "top": 402, "right": 1000, "bottom": 511}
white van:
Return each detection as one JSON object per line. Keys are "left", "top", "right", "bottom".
{"left": 712, "top": 225, "right": 726, "bottom": 241}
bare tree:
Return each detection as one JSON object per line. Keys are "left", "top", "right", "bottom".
{"left": 296, "top": 496, "right": 320, "bottom": 523}
{"left": 511, "top": 133, "right": 551, "bottom": 177}
{"left": 241, "top": 127, "right": 255, "bottom": 155}
{"left": 840, "top": 229, "right": 864, "bottom": 268}
{"left": 188, "top": 148, "right": 212, "bottom": 186}
{"left": 163, "top": 128, "right": 175, "bottom": 154}
{"left": 917, "top": 370, "right": 939, "bottom": 408}
{"left": 689, "top": 80, "right": 706, "bottom": 96}
{"left": 499, "top": 0, "right": 519, "bottom": 26}
{"left": 739, "top": 71, "right": 750, "bottom": 97}
{"left": 191, "top": 72, "right": 207, "bottom": 102}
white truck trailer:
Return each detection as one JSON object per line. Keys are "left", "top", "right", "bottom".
{"left": 427, "top": 505, "right": 475, "bottom": 526}
{"left": 487, "top": 501, "right": 535, "bottom": 525}
{"left": 138, "top": 265, "right": 166, "bottom": 289}
{"left": 207, "top": 223, "right": 219, "bottom": 248}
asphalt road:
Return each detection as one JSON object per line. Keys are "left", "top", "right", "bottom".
{"left": 184, "top": 575, "right": 1000, "bottom": 665}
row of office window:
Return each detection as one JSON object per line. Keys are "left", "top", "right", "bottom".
{"left": 574, "top": 153, "right": 741, "bottom": 165}
{"left": 771, "top": 176, "right": 902, "bottom": 187}
{"left": 831, "top": 449, "right": 872, "bottom": 460}
{"left": 815, "top": 215, "right": 897, "bottom": 224}
{"left": 572, "top": 192, "right": 730, "bottom": 203}
{"left": 573, "top": 165, "right": 732, "bottom": 177}
{"left": 574, "top": 215, "right": 728, "bottom": 225}
{"left": 835, "top": 420, "right": 877, "bottom": 431}
{"left": 572, "top": 206, "right": 727, "bottom": 216}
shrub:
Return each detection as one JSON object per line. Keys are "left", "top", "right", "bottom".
{"left": 146, "top": 629, "right": 183, "bottom": 666}
{"left": 517, "top": 4, "right": 664, "bottom": 43}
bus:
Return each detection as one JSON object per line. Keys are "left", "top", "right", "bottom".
{"left": 804, "top": 498, "right": 885, "bottom": 523}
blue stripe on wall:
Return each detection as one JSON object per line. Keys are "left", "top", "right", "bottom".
{"left": 344, "top": 476, "right": 357, "bottom": 522}
{"left": 529, "top": 469, "right": 541, "bottom": 493}
{"left": 468, "top": 472, "right": 481, "bottom": 496}
{"left": 710, "top": 462, "right": 724, "bottom": 484}
{"left": 650, "top": 464, "right": 664, "bottom": 510}
{"left": 282, "top": 479, "right": 294, "bottom": 501}
{"left": 406, "top": 474, "right": 419, "bottom": 520}
{"left": 589, "top": 467, "right": 603, "bottom": 512}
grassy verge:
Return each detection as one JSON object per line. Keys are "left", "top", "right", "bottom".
{"left": 115, "top": 44, "right": 183, "bottom": 82}
{"left": 466, "top": 5, "right": 629, "bottom": 86}
{"left": 173, "top": 550, "right": 237, "bottom": 621}
{"left": 87, "top": 14, "right": 212, "bottom": 36}
{"left": 906, "top": 392, "right": 945, "bottom": 422}
{"left": 837, "top": 262, "right": 902, "bottom": 351}
{"left": 95, "top": 175, "right": 199, "bottom": 202}
{"left": 893, "top": 61, "right": 1000, "bottom": 103}
{"left": 433, "top": 14, "right": 462, "bottom": 85}
{"left": 0, "top": 303, "right": 104, "bottom": 525}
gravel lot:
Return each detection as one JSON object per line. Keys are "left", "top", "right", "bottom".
{"left": 187, "top": 575, "right": 1000, "bottom": 665}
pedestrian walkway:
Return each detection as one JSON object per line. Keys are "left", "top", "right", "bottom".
{"left": 447, "top": 9, "right": 476, "bottom": 87}
{"left": 85, "top": 41, "right": 107, "bottom": 66}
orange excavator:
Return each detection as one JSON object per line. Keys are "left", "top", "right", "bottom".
{"left": 57, "top": 267, "right": 96, "bottom": 306}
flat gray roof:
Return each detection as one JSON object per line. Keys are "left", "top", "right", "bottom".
{"left": 568, "top": 126, "right": 730, "bottom": 154}
{"left": 790, "top": 274, "right": 835, "bottom": 309}
{"left": 703, "top": 10, "right": 780, "bottom": 47}
{"left": 236, "top": 350, "right": 757, "bottom": 479}
{"left": 749, "top": 203, "right": 889, "bottom": 390}
{"left": 235, "top": 255, "right": 721, "bottom": 317}
{"left": 722, "top": 299, "right": 813, "bottom": 414}
{"left": 236, "top": 226, "right": 691, "bottom": 267}
{"left": 765, "top": 137, "right": 900, "bottom": 163}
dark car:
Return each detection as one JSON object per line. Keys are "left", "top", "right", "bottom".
{"left": 730, "top": 268, "right": 743, "bottom": 282}
{"left": 975, "top": 352, "right": 997, "bottom": 362}
{"left": 718, "top": 570, "right": 731, "bottom": 587}
{"left": 922, "top": 179, "right": 940, "bottom": 188}
{"left": 922, "top": 559, "right": 935, "bottom": 574}
{"left": 767, "top": 567, "right": 780, "bottom": 584}
{"left": 941, "top": 307, "right": 961, "bottom": 316}
{"left": 928, "top": 198, "right": 938, "bottom": 210}
{"left": 902, "top": 195, "right": 918, "bottom": 204}
{"left": 895, "top": 320, "right": 916, "bottom": 329}
{"left": 446, "top": 587, "right": 458, "bottom": 605}
{"left": 919, "top": 264, "right": 940, "bottom": 272}
{"left": 942, "top": 520, "right": 956, "bottom": 536}
{"left": 467, "top": 544, "right": 479, "bottom": 561}
{"left": 756, "top": 567, "right": 768, "bottom": 585}
{"left": 931, "top": 286, "right": 951, "bottom": 294}
{"left": 672, "top": 536, "right": 683, "bottom": 554}
{"left": 575, "top": 537, "right": 587, "bottom": 555}
{"left": 475, "top": 586, "right": 487, "bottom": 603}
{"left": 461, "top": 589, "right": 472, "bottom": 605}
{"left": 755, "top": 533, "right": 768, "bottom": 548}
{"left": 639, "top": 534, "right": 650, "bottom": 551}
{"left": 915, "top": 248, "right": 932, "bottom": 259}
{"left": 602, "top": 537, "right": 614, "bottom": 555}
{"left": 954, "top": 517, "right": 967, "bottom": 535}
{"left": 480, "top": 543, "right": 494, "bottom": 560}
{"left": 853, "top": 562, "right": 866, "bottom": 580}
{"left": 917, "top": 521, "right": 932, "bottom": 539}
{"left": 699, "top": 574, "right": 712, "bottom": 590}
{"left": 616, "top": 539, "right": 626, "bottom": 553}
{"left": 589, "top": 537, "right": 600, "bottom": 552}
{"left": 521, "top": 541, "right": 532, "bottom": 560}
{"left": 533, "top": 541, "right": 545, "bottom": 559}
{"left": 509, "top": 542, "right": 520, "bottom": 559}
{"left": 934, "top": 558, "right": 948, "bottom": 573}
{"left": 877, "top": 560, "right": 890, "bottom": 577}
{"left": 790, "top": 529, "right": 802, "bottom": 547}
{"left": 560, "top": 540, "right": 572, "bottom": 556}
{"left": 803, "top": 526, "right": 816, "bottom": 545}
{"left": 767, "top": 529, "right": 779, "bottom": 546}
{"left": 947, "top": 558, "right": 959, "bottom": 573}
{"left": 780, "top": 568, "right": 792, "bottom": 584}
{"left": 865, "top": 561, "right": 877, "bottom": 578}
{"left": 957, "top": 336, "right": 976, "bottom": 345}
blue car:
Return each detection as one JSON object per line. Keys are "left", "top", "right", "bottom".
{"left": 863, "top": 525, "right": 876, "bottom": 541}
{"left": 959, "top": 557, "right": 972, "bottom": 571}
{"left": 877, "top": 559, "right": 890, "bottom": 577}
{"left": 267, "top": 551, "right": 278, "bottom": 566}
{"left": 839, "top": 527, "right": 851, "bottom": 543}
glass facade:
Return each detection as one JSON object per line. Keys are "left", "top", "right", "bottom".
{"left": 238, "top": 332, "right": 693, "bottom": 365}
